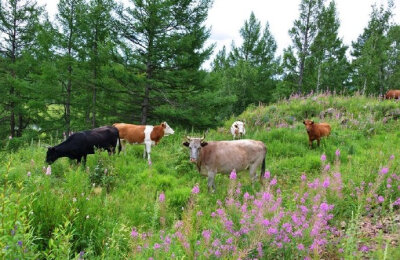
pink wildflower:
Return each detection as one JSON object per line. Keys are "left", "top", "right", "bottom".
{"left": 131, "top": 228, "right": 138, "bottom": 238}
{"left": 270, "top": 177, "right": 277, "bottom": 186}
{"left": 297, "top": 243, "right": 305, "bottom": 250}
{"left": 153, "top": 243, "right": 161, "bottom": 250}
{"left": 335, "top": 149, "right": 340, "bottom": 157}
{"left": 197, "top": 211, "right": 203, "bottom": 216}
{"left": 159, "top": 192, "right": 165, "bottom": 203}
{"left": 192, "top": 184, "right": 200, "bottom": 194}
{"left": 324, "top": 164, "right": 331, "bottom": 171}
{"left": 320, "top": 154, "right": 326, "bottom": 161}
{"left": 390, "top": 154, "right": 395, "bottom": 160}
{"left": 264, "top": 171, "right": 271, "bottom": 179}
{"left": 377, "top": 196, "right": 384, "bottom": 203}
{"left": 380, "top": 167, "right": 389, "bottom": 175}
{"left": 322, "top": 177, "right": 330, "bottom": 188}
{"left": 45, "top": 165, "right": 51, "bottom": 176}
{"left": 393, "top": 198, "right": 400, "bottom": 206}
{"left": 229, "top": 169, "right": 237, "bottom": 180}
{"left": 301, "top": 173, "right": 307, "bottom": 181}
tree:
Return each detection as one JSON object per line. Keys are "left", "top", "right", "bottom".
{"left": 306, "top": 1, "right": 349, "bottom": 93}
{"left": 288, "top": 0, "right": 325, "bottom": 93}
{"left": 56, "top": 0, "right": 86, "bottom": 135}
{"left": 215, "top": 12, "right": 279, "bottom": 115}
{"left": 81, "top": 0, "right": 118, "bottom": 128}
{"left": 0, "top": 0, "right": 44, "bottom": 137}
{"left": 351, "top": 3, "right": 392, "bottom": 95}
{"left": 117, "top": 0, "right": 213, "bottom": 125}
{"left": 386, "top": 25, "right": 400, "bottom": 90}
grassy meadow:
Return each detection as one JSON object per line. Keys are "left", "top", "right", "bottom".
{"left": 1, "top": 93, "right": 400, "bottom": 259}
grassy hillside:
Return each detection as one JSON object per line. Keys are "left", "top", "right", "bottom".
{"left": 1, "top": 93, "right": 400, "bottom": 259}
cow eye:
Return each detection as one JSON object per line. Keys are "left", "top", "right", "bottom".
{"left": 235, "top": 125, "right": 238, "bottom": 128}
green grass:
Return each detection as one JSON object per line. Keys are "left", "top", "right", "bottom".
{"left": 1, "top": 93, "right": 400, "bottom": 258}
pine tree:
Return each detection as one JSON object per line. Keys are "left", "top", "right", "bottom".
{"left": 351, "top": 3, "right": 392, "bottom": 95}
{"left": 307, "top": 1, "right": 349, "bottom": 93}
{"left": 82, "top": 0, "right": 118, "bottom": 128}
{"left": 288, "top": 0, "right": 325, "bottom": 93}
{"left": 56, "top": 0, "right": 86, "bottom": 135}
{"left": 117, "top": 0, "right": 213, "bottom": 125}
{"left": 0, "top": 0, "right": 44, "bottom": 137}
{"left": 387, "top": 25, "right": 400, "bottom": 90}
{"left": 217, "top": 12, "right": 279, "bottom": 115}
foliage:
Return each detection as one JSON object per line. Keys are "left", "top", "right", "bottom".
{"left": 1, "top": 94, "right": 400, "bottom": 258}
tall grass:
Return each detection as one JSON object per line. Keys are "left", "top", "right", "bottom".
{"left": 1, "top": 94, "right": 400, "bottom": 258}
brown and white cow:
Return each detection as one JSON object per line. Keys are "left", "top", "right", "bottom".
{"left": 230, "top": 121, "right": 246, "bottom": 139}
{"left": 303, "top": 119, "right": 331, "bottom": 148}
{"left": 384, "top": 90, "right": 400, "bottom": 99}
{"left": 112, "top": 122, "right": 174, "bottom": 163}
{"left": 183, "top": 136, "right": 266, "bottom": 192}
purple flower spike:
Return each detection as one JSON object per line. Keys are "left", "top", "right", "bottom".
{"left": 320, "top": 154, "right": 327, "bottom": 161}
{"left": 335, "top": 149, "right": 340, "bottom": 157}
{"left": 192, "top": 184, "right": 200, "bottom": 194}
{"left": 230, "top": 169, "right": 237, "bottom": 180}
{"left": 159, "top": 192, "right": 165, "bottom": 203}
{"left": 380, "top": 167, "right": 389, "bottom": 175}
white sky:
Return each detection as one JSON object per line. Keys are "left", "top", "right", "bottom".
{"left": 39, "top": 0, "right": 400, "bottom": 66}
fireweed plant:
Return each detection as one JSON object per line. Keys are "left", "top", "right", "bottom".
{"left": 126, "top": 150, "right": 399, "bottom": 259}
{"left": 2, "top": 94, "right": 400, "bottom": 258}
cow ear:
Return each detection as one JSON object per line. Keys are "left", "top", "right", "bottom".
{"left": 182, "top": 142, "right": 189, "bottom": 147}
{"left": 303, "top": 121, "right": 306, "bottom": 125}
{"left": 201, "top": 142, "right": 208, "bottom": 147}
{"left": 161, "top": 122, "right": 166, "bottom": 128}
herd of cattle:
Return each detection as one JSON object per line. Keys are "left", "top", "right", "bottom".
{"left": 45, "top": 89, "right": 399, "bottom": 191}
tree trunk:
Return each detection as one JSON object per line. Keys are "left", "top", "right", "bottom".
{"left": 316, "top": 64, "right": 321, "bottom": 93}
{"left": 141, "top": 36, "right": 154, "bottom": 125}
{"left": 297, "top": 1, "right": 313, "bottom": 93}
{"left": 92, "top": 30, "right": 98, "bottom": 128}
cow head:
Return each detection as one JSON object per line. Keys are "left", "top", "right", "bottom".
{"left": 234, "top": 121, "right": 245, "bottom": 137}
{"left": 303, "top": 119, "right": 314, "bottom": 133}
{"left": 182, "top": 135, "right": 208, "bottom": 163}
{"left": 161, "top": 122, "right": 175, "bottom": 136}
{"left": 46, "top": 147, "right": 59, "bottom": 164}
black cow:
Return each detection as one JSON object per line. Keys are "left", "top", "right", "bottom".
{"left": 46, "top": 126, "right": 121, "bottom": 164}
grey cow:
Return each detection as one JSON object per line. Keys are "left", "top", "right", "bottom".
{"left": 183, "top": 136, "right": 267, "bottom": 192}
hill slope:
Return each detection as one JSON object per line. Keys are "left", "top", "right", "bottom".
{"left": 1, "top": 93, "right": 400, "bottom": 259}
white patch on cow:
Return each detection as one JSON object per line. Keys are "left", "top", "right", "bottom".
{"left": 143, "top": 125, "right": 154, "bottom": 162}
{"left": 163, "top": 122, "right": 175, "bottom": 136}
{"left": 144, "top": 125, "right": 154, "bottom": 141}
{"left": 230, "top": 121, "right": 246, "bottom": 139}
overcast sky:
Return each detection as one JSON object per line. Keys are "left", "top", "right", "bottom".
{"left": 39, "top": 0, "right": 400, "bottom": 65}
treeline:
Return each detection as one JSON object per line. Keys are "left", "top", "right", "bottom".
{"left": 0, "top": 0, "right": 399, "bottom": 140}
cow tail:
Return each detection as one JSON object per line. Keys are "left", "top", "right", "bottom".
{"left": 260, "top": 150, "right": 266, "bottom": 183}
{"left": 117, "top": 135, "right": 122, "bottom": 154}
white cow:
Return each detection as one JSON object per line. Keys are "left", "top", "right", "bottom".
{"left": 230, "top": 121, "right": 246, "bottom": 139}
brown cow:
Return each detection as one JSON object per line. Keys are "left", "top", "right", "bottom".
{"left": 183, "top": 136, "right": 266, "bottom": 192}
{"left": 303, "top": 119, "right": 331, "bottom": 148}
{"left": 384, "top": 90, "right": 400, "bottom": 99}
{"left": 112, "top": 122, "right": 174, "bottom": 163}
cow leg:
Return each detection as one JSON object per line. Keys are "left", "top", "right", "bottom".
{"left": 309, "top": 139, "right": 313, "bottom": 149}
{"left": 145, "top": 143, "right": 151, "bottom": 163}
{"left": 207, "top": 171, "right": 216, "bottom": 193}
{"left": 317, "top": 138, "right": 320, "bottom": 147}
{"left": 249, "top": 164, "right": 258, "bottom": 184}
